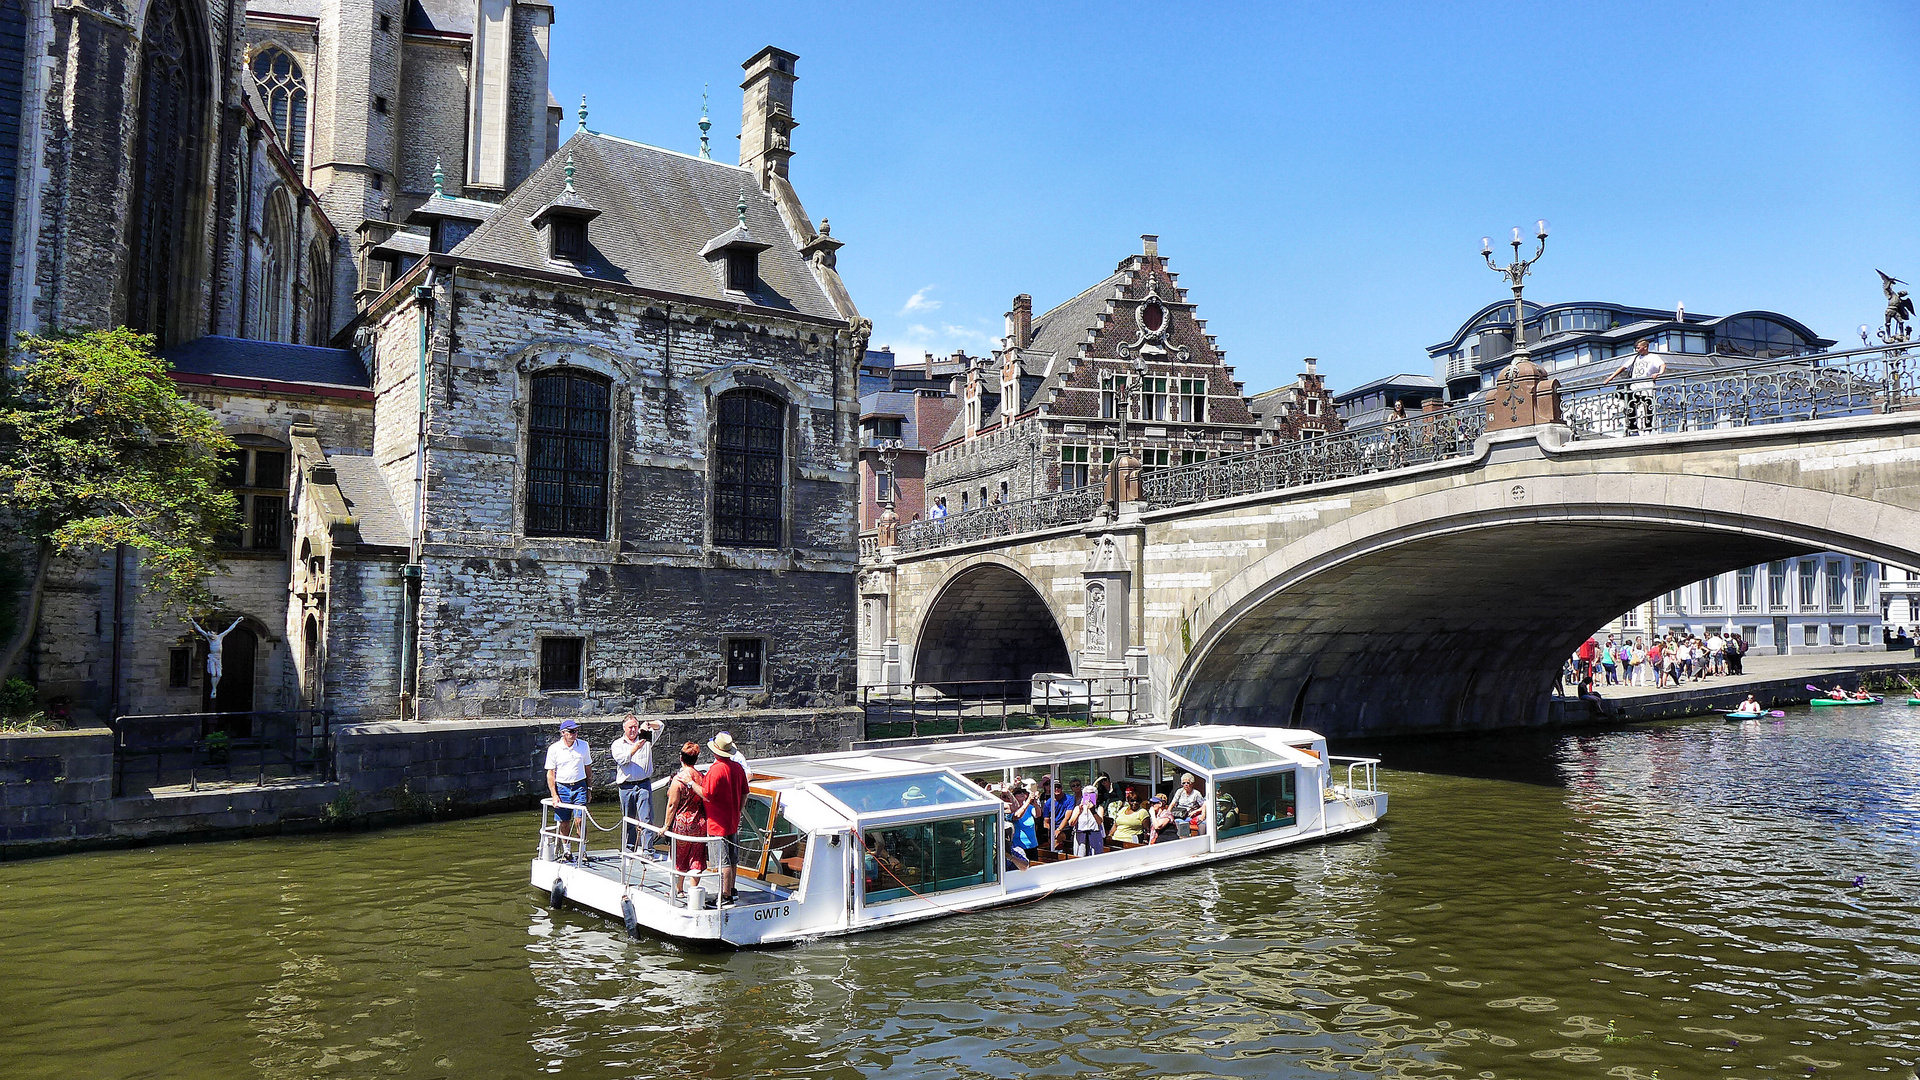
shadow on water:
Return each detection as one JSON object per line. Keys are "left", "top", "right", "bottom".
{"left": 1346, "top": 720, "right": 1639, "bottom": 788}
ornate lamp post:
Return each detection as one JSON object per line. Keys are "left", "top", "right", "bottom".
{"left": 877, "top": 437, "right": 901, "bottom": 508}
{"left": 1481, "top": 220, "right": 1549, "bottom": 366}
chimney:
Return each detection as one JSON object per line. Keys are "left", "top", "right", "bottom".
{"left": 738, "top": 46, "right": 799, "bottom": 189}
{"left": 1302, "top": 357, "right": 1318, "bottom": 378}
{"left": 1141, "top": 234, "right": 1159, "bottom": 258}
{"left": 1005, "top": 294, "right": 1032, "bottom": 349}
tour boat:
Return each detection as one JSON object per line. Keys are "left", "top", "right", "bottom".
{"left": 530, "top": 724, "right": 1386, "bottom": 947}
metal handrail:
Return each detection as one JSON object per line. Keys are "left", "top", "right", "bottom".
{"left": 860, "top": 674, "right": 1147, "bottom": 741}
{"left": 110, "top": 708, "right": 334, "bottom": 794}
{"left": 1327, "top": 755, "right": 1380, "bottom": 794}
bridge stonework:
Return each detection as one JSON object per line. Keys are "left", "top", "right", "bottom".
{"left": 864, "top": 413, "right": 1920, "bottom": 738}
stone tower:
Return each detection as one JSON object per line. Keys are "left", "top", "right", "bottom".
{"left": 738, "top": 46, "right": 798, "bottom": 189}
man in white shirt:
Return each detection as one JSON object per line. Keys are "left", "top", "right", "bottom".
{"left": 544, "top": 719, "right": 592, "bottom": 860}
{"left": 1604, "top": 338, "right": 1668, "bottom": 436}
{"left": 610, "top": 713, "right": 665, "bottom": 855}
{"left": 1705, "top": 633, "right": 1725, "bottom": 676}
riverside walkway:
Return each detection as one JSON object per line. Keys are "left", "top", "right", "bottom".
{"left": 1565, "top": 649, "right": 1920, "bottom": 722}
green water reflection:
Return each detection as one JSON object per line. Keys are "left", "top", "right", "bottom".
{"left": 3, "top": 705, "right": 1918, "bottom": 1078}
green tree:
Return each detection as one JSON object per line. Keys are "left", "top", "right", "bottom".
{"left": 0, "top": 328, "right": 237, "bottom": 678}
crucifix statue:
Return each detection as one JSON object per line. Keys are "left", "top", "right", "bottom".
{"left": 189, "top": 617, "right": 244, "bottom": 702}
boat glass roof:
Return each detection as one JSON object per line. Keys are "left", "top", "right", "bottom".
{"left": 1163, "top": 738, "right": 1289, "bottom": 771}
{"left": 817, "top": 772, "right": 983, "bottom": 815}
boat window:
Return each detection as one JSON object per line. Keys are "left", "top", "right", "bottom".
{"left": 764, "top": 809, "right": 806, "bottom": 887}
{"left": 819, "top": 772, "right": 979, "bottom": 814}
{"left": 1123, "top": 754, "right": 1153, "bottom": 785}
{"left": 1054, "top": 760, "right": 1095, "bottom": 794}
{"left": 1215, "top": 770, "right": 1297, "bottom": 839}
{"left": 863, "top": 814, "right": 999, "bottom": 904}
{"left": 1165, "top": 738, "right": 1287, "bottom": 771}
{"left": 736, "top": 793, "right": 776, "bottom": 878}
{"left": 963, "top": 768, "right": 1007, "bottom": 790}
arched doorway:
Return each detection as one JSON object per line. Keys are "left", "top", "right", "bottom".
{"left": 201, "top": 624, "right": 258, "bottom": 733}
{"left": 911, "top": 564, "right": 1071, "bottom": 691}
{"left": 302, "top": 613, "right": 322, "bottom": 706}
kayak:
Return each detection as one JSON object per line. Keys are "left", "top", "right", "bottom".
{"left": 1907, "top": 698, "right": 1920, "bottom": 706}
{"left": 1724, "top": 712, "right": 1762, "bottom": 720}
{"left": 1809, "top": 697, "right": 1878, "bottom": 706}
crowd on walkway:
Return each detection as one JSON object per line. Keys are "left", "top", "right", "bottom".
{"left": 542, "top": 715, "right": 752, "bottom": 908}
{"left": 1565, "top": 630, "right": 1749, "bottom": 696}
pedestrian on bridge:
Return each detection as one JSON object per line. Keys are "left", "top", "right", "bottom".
{"left": 1604, "top": 338, "right": 1668, "bottom": 435}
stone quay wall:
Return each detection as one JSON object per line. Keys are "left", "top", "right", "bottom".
{"left": 1, "top": 707, "right": 858, "bottom": 859}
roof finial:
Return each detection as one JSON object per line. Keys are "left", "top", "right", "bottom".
{"left": 698, "top": 84, "right": 712, "bottom": 160}
{"left": 577, "top": 94, "right": 588, "bottom": 134}
{"left": 432, "top": 157, "right": 444, "bottom": 197}
{"left": 564, "top": 149, "right": 576, "bottom": 194}
{"left": 737, "top": 191, "right": 748, "bottom": 229}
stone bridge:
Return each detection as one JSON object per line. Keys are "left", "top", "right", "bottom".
{"left": 858, "top": 350, "right": 1920, "bottom": 737}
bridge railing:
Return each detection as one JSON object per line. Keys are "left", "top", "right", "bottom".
{"left": 1141, "top": 401, "right": 1489, "bottom": 511}
{"left": 895, "top": 487, "right": 1107, "bottom": 555}
{"left": 860, "top": 674, "right": 1148, "bottom": 742}
{"left": 1561, "top": 341, "right": 1918, "bottom": 440}
{"left": 111, "top": 708, "right": 335, "bottom": 795}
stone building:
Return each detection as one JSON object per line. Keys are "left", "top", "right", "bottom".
{"left": 299, "top": 46, "right": 866, "bottom": 722}
{"left": 923, "top": 236, "right": 1265, "bottom": 514}
{"left": 1247, "top": 358, "right": 1346, "bottom": 442}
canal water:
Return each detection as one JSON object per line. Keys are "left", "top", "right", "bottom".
{"left": 5, "top": 704, "right": 1918, "bottom": 1079}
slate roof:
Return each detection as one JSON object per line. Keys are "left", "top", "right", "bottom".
{"left": 248, "top": 0, "right": 326, "bottom": 20}
{"left": 164, "top": 336, "right": 369, "bottom": 389}
{"left": 448, "top": 132, "right": 845, "bottom": 321}
{"left": 327, "top": 455, "right": 410, "bottom": 550}
{"left": 405, "top": 0, "right": 473, "bottom": 34}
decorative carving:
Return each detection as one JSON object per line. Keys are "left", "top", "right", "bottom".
{"left": 1084, "top": 581, "right": 1107, "bottom": 653}
{"left": 1086, "top": 533, "right": 1128, "bottom": 573}
{"left": 1486, "top": 359, "right": 1563, "bottom": 431}
{"left": 861, "top": 599, "right": 873, "bottom": 642}
{"left": 189, "top": 617, "right": 245, "bottom": 700}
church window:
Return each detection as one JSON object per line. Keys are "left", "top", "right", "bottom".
{"left": 713, "top": 388, "right": 784, "bottom": 548}
{"left": 1178, "top": 379, "right": 1207, "bottom": 423}
{"left": 525, "top": 370, "right": 611, "bottom": 539}
{"left": 306, "top": 241, "right": 331, "bottom": 344}
{"left": 259, "top": 188, "right": 295, "bottom": 342}
{"left": 220, "top": 441, "right": 289, "bottom": 551}
{"left": 539, "top": 637, "right": 585, "bottom": 692}
{"left": 250, "top": 46, "right": 308, "bottom": 167}
{"left": 126, "top": 0, "right": 208, "bottom": 345}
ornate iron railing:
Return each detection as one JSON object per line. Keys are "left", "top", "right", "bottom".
{"left": 1141, "top": 403, "right": 1488, "bottom": 510}
{"left": 895, "top": 486, "right": 1107, "bottom": 554}
{"left": 1561, "top": 343, "right": 1917, "bottom": 440}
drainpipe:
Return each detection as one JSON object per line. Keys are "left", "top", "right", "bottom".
{"left": 400, "top": 270, "right": 435, "bottom": 719}
{"left": 109, "top": 543, "right": 125, "bottom": 718}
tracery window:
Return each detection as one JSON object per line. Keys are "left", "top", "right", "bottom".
{"left": 250, "top": 46, "right": 308, "bottom": 167}
{"left": 305, "top": 240, "right": 331, "bottom": 344}
{"left": 260, "top": 188, "right": 294, "bottom": 342}
{"left": 126, "top": 0, "right": 208, "bottom": 344}
{"left": 525, "top": 370, "right": 611, "bottom": 539}
{"left": 713, "top": 389, "right": 784, "bottom": 547}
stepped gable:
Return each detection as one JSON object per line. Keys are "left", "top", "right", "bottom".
{"left": 448, "top": 132, "right": 843, "bottom": 321}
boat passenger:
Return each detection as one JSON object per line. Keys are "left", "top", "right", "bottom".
{"left": 610, "top": 713, "right": 664, "bottom": 856}
{"left": 1737, "top": 694, "right": 1762, "bottom": 714}
{"left": 703, "top": 733, "right": 750, "bottom": 908}
{"left": 1008, "top": 786, "right": 1038, "bottom": 870}
{"left": 1110, "top": 788, "right": 1150, "bottom": 844}
{"left": 1170, "top": 773, "right": 1206, "bottom": 838}
{"left": 1072, "top": 785, "right": 1106, "bottom": 857}
{"left": 1215, "top": 788, "right": 1239, "bottom": 829}
{"left": 1044, "top": 781, "right": 1075, "bottom": 853}
{"left": 665, "top": 741, "right": 708, "bottom": 901}
{"left": 1146, "top": 793, "right": 1177, "bottom": 844}
{"left": 543, "top": 718, "right": 592, "bottom": 862}
{"left": 1095, "top": 773, "right": 1117, "bottom": 819}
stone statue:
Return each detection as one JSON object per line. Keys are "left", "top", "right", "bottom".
{"left": 861, "top": 600, "right": 873, "bottom": 643}
{"left": 1084, "top": 582, "right": 1106, "bottom": 653}
{"left": 189, "top": 617, "right": 244, "bottom": 702}
{"left": 1879, "top": 270, "right": 1914, "bottom": 344}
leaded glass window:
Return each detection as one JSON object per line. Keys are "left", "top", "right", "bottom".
{"left": 525, "top": 370, "right": 611, "bottom": 539}
{"left": 714, "top": 389, "right": 784, "bottom": 547}
{"left": 126, "top": 0, "right": 206, "bottom": 344}
{"left": 250, "top": 46, "right": 308, "bottom": 167}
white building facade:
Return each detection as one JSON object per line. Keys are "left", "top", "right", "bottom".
{"left": 1629, "top": 555, "right": 1884, "bottom": 655}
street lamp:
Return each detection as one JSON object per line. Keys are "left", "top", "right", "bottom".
{"left": 877, "top": 438, "right": 902, "bottom": 509}
{"left": 1482, "top": 220, "right": 1549, "bottom": 365}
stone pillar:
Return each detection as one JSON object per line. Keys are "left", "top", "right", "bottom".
{"left": 858, "top": 567, "right": 899, "bottom": 689}
{"left": 1486, "top": 358, "right": 1563, "bottom": 431}
{"left": 1080, "top": 529, "right": 1141, "bottom": 715}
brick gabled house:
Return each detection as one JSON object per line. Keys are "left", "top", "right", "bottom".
{"left": 924, "top": 236, "right": 1268, "bottom": 514}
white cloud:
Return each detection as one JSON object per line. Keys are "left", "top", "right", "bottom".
{"left": 899, "top": 285, "right": 942, "bottom": 316}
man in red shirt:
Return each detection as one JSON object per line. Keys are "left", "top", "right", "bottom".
{"left": 701, "top": 731, "right": 751, "bottom": 906}
{"left": 1576, "top": 637, "right": 1598, "bottom": 681}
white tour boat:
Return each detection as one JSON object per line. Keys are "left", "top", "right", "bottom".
{"left": 530, "top": 724, "right": 1386, "bottom": 947}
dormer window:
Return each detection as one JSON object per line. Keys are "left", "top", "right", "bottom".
{"left": 551, "top": 218, "right": 586, "bottom": 260}
{"left": 727, "top": 251, "right": 756, "bottom": 292}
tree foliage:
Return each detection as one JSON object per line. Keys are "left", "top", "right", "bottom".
{"left": 0, "top": 328, "right": 237, "bottom": 675}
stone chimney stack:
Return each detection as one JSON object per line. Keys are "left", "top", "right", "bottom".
{"left": 1005, "top": 294, "right": 1033, "bottom": 349}
{"left": 1141, "top": 234, "right": 1159, "bottom": 258}
{"left": 738, "top": 46, "right": 799, "bottom": 190}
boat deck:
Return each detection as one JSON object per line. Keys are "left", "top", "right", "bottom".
{"left": 553, "top": 850, "right": 795, "bottom": 909}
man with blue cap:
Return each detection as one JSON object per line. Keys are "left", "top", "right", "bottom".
{"left": 544, "top": 718, "right": 592, "bottom": 862}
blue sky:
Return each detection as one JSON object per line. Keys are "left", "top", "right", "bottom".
{"left": 552, "top": 1, "right": 1920, "bottom": 393}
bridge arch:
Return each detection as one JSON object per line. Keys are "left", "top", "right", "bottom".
{"left": 909, "top": 556, "right": 1072, "bottom": 689}
{"left": 1172, "top": 475, "right": 1920, "bottom": 737}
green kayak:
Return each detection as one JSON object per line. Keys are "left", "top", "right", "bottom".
{"left": 1907, "top": 697, "right": 1920, "bottom": 706}
{"left": 1809, "top": 697, "right": 1878, "bottom": 706}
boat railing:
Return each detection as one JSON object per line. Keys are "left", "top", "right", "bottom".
{"left": 1327, "top": 755, "right": 1381, "bottom": 795}
{"left": 858, "top": 673, "right": 1149, "bottom": 742}
{"left": 536, "top": 798, "right": 753, "bottom": 909}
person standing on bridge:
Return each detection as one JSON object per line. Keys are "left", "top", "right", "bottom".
{"left": 1604, "top": 338, "right": 1668, "bottom": 435}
